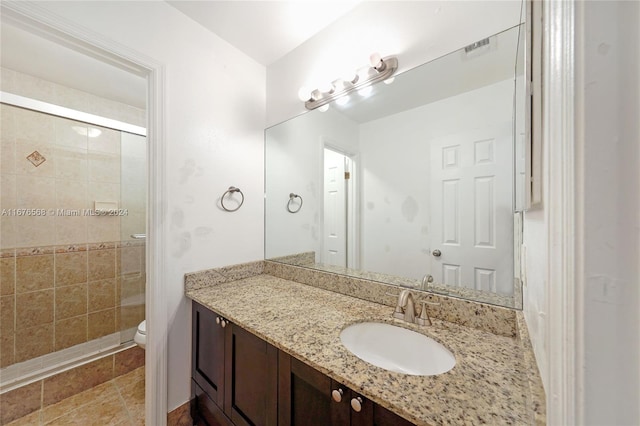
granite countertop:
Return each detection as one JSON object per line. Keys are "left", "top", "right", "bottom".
{"left": 186, "top": 274, "right": 533, "bottom": 426}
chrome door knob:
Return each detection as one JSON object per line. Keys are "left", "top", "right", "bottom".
{"left": 351, "top": 397, "right": 363, "bottom": 412}
{"left": 432, "top": 249, "right": 442, "bottom": 257}
{"left": 331, "top": 389, "right": 343, "bottom": 402}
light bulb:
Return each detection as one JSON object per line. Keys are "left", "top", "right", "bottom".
{"left": 369, "top": 52, "right": 382, "bottom": 68}
{"left": 319, "top": 82, "right": 333, "bottom": 93}
{"left": 357, "top": 86, "right": 373, "bottom": 97}
{"left": 297, "top": 86, "right": 312, "bottom": 102}
{"left": 318, "top": 104, "right": 330, "bottom": 112}
{"left": 336, "top": 95, "right": 350, "bottom": 106}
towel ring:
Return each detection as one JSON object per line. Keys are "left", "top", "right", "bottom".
{"left": 287, "top": 193, "right": 303, "bottom": 213}
{"left": 221, "top": 186, "right": 244, "bottom": 212}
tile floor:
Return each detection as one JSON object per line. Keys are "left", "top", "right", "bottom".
{"left": 6, "top": 366, "right": 144, "bottom": 425}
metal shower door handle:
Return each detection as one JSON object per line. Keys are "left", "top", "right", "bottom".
{"left": 432, "top": 249, "right": 442, "bottom": 257}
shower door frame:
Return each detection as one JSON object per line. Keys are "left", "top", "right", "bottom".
{"left": 1, "top": 3, "right": 169, "bottom": 425}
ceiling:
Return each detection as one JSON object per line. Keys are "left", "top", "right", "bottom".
{"left": 0, "top": 1, "right": 361, "bottom": 110}
{"left": 167, "top": 1, "right": 363, "bottom": 66}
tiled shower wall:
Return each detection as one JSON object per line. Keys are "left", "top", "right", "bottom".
{"left": 0, "top": 69, "right": 146, "bottom": 369}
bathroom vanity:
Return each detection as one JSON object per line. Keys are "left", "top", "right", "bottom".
{"left": 185, "top": 261, "right": 545, "bottom": 426}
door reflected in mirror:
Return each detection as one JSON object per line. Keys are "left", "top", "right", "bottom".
{"left": 265, "top": 24, "right": 526, "bottom": 309}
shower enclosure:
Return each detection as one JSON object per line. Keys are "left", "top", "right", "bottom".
{"left": 0, "top": 94, "right": 146, "bottom": 386}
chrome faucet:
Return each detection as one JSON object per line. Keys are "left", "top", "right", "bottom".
{"left": 393, "top": 289, "right": 417, "bottom": 323}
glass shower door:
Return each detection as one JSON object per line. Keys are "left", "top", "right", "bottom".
{"left": 118, "top": 132, "right": 146, "bottom": 343}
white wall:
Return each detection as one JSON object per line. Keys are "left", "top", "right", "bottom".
{"left": 266, "top": 1, "right": 523, "bottom": 127}
{"left": 32, "top": 1, "right": 266, "bottom": 411}
{"left": 524, "top": 1, "right": 640, "bottom": 423}
{"left": 579, "top": 1, "right": 639, "bottom": 423}
{"left": 359, "top": 79, "right": 514, "bottom": 282}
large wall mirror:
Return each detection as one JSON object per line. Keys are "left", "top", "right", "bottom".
{"left": 265, "top": 24, "right": 527, "bottom": 309}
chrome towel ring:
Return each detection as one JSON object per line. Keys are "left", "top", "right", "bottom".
{"left": 221, "top": 186, "right": 244, "bottom": 212}
{"left": 287, "top": 193, "right": 303, "bottom": 213}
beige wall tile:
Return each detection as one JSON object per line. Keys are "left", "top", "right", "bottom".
{"left": 15, "top": 174, "right": 55, "bottom": 206}
{"left": 88, "top": 278, "right": 115, "bottom": 312}
{"left": 88, "top": 308, "right": 115, "bottom": 340}
{"left": 55, "top": 215, "right": 88, "bottom": 246}
{"left": 0, "top": 333, "right": 15, "bottom": 367}
{"left": 0, "top": 68, "right": 17, "bottom": 94}
{"left": 0, "top": 215, "right": 16, "bottom": 250}
{"left": 120, "top": 274, "right": 144, "bottom": 302}
{"left": 88, "top": 249, "right": 115, "bottom": 281}
{"left": 54, "top": 117, "right": 88, "bottom": 150}
{"left": 13, "top": 215, "right": 56, "bottom": 248}
{"left": 1, "top": 294, "right": 15, "bottom": 335}
{"left": 14, "top": 106, "right": 55, "bottom": 144}
{"left": 87, "top": 215, "right": 120, "bottom": 244}
{"left": 15, "top": 323, "right": 53, "bottom": 362}
{"left": 42, "top": 355, "right": 113, "bottom": 406}
{"left": 55, "top": 283, "right": 87, "bottom": 320}
{"left": 119, "top": 305, "right": 144, "bottom": 331}
{"left": 15, "top": 139, "right": 55, "bottom": 177}
{"left": 0, "top": 380, "right": 42, "bottom": 425}
{"left": 118, "top": 246, "right": 143, "bottom": 276}
{"left": 54, "top": 145, "right": 88, "bottom": 181}
{"left": 16, "top": 289, "right": 53, "bottom": 329}
{"left": 114, "top": 347, "right": 145, "bottom": 377}
{"left": 1, "top": 138, "right": 16, "bottom": 175}
{"left": 88, "top": 151, "right": 120, "bottom": 183}
{"left": 88, "top": 126, "right": 120, "bottom": 155}
{"left": 55, "top": 315, "right": 87, "bottom": 351}
{"left": 0, "top": 257, "right": 16, "bottom": 295}
{"left": 55, "top": 178, "right": 88, "bottom": 210}
{"left": 15, "top": 254, "right": 54, "bottom": 293}
{"left": 54, "top": 251, "right": 87, "bottom": 287}
{"left": 1, "top": 173, "right": 17, "bottom": 209}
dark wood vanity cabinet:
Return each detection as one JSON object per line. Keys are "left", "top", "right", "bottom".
{"left": 192, "top": 301, "right": 414, "bottom": 426}
{"left": 191, "top": 302, "right": 278, "bottom": 426}
{"left": 277, "top": 352, "right": 413, "bottom": 426}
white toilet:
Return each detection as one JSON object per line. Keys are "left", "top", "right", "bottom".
{"left": 134, "top": 320, "right": 146, "bottom": 349}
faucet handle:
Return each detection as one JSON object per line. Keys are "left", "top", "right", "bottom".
{"left": 416, "top": 300, "right": 436, "bottom": 326}
{"left": 386, "top": 291, "right": 406, "bottom": 319}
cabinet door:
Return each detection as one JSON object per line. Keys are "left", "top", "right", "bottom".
{"left": 192, "top": 380, "right": 234, "bottom": 426}
{"left": 278, "top": 353, "right": 350, "bottom": 426}
{"left": 225, "top": 324, "right": 278, "bottom": 426}
{"left": 373, "top": 405, "right": 415, "bottom": 426}
{"left": 192, "top": 302, "right": 227, "bottom": 407}
{"left": 348, "top": 390, "right": 373, "bottom": 426}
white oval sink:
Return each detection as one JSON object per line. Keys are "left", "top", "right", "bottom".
{"left": 340, "top": 322, "right": 455, "bottom": 376}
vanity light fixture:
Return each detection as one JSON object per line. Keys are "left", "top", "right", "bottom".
{"left": 301, "top": 53, "right": 398, "bottom": 111}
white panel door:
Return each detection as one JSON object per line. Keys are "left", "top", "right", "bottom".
{"left": 430, "top": 124, "right": 514, "bottom": 294}
{"left": 323, "top": 148, "right": 347, "bottom": 266}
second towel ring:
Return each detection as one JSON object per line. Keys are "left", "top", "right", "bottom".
{"left": 287, "top": 193, "right": 303, "bottom": 213}
{"left": 221, "top": 186, "right": 244, "bottom": 212}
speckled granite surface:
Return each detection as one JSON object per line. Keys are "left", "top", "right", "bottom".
{"left": 265, "top": 261, "right": 517, "bottom": 337}
{"left": 185, "top": 274, "right": 541, "bottom": 426}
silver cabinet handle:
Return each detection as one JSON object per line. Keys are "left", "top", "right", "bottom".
{"left": 331, "top": 389, "right": 343, "bottom": 402}
{"left": 432, "top": 249, "right": 442, "bottom": 257}
{"left": 351, "top": 397, "right": 363, "bottom": 412}
{"left": 130, "top": 233, "right": 146, "bottom": 239}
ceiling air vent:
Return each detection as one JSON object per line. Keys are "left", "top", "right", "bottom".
{"left": 464, "top": 38, "right": 490, "bottom": 53}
